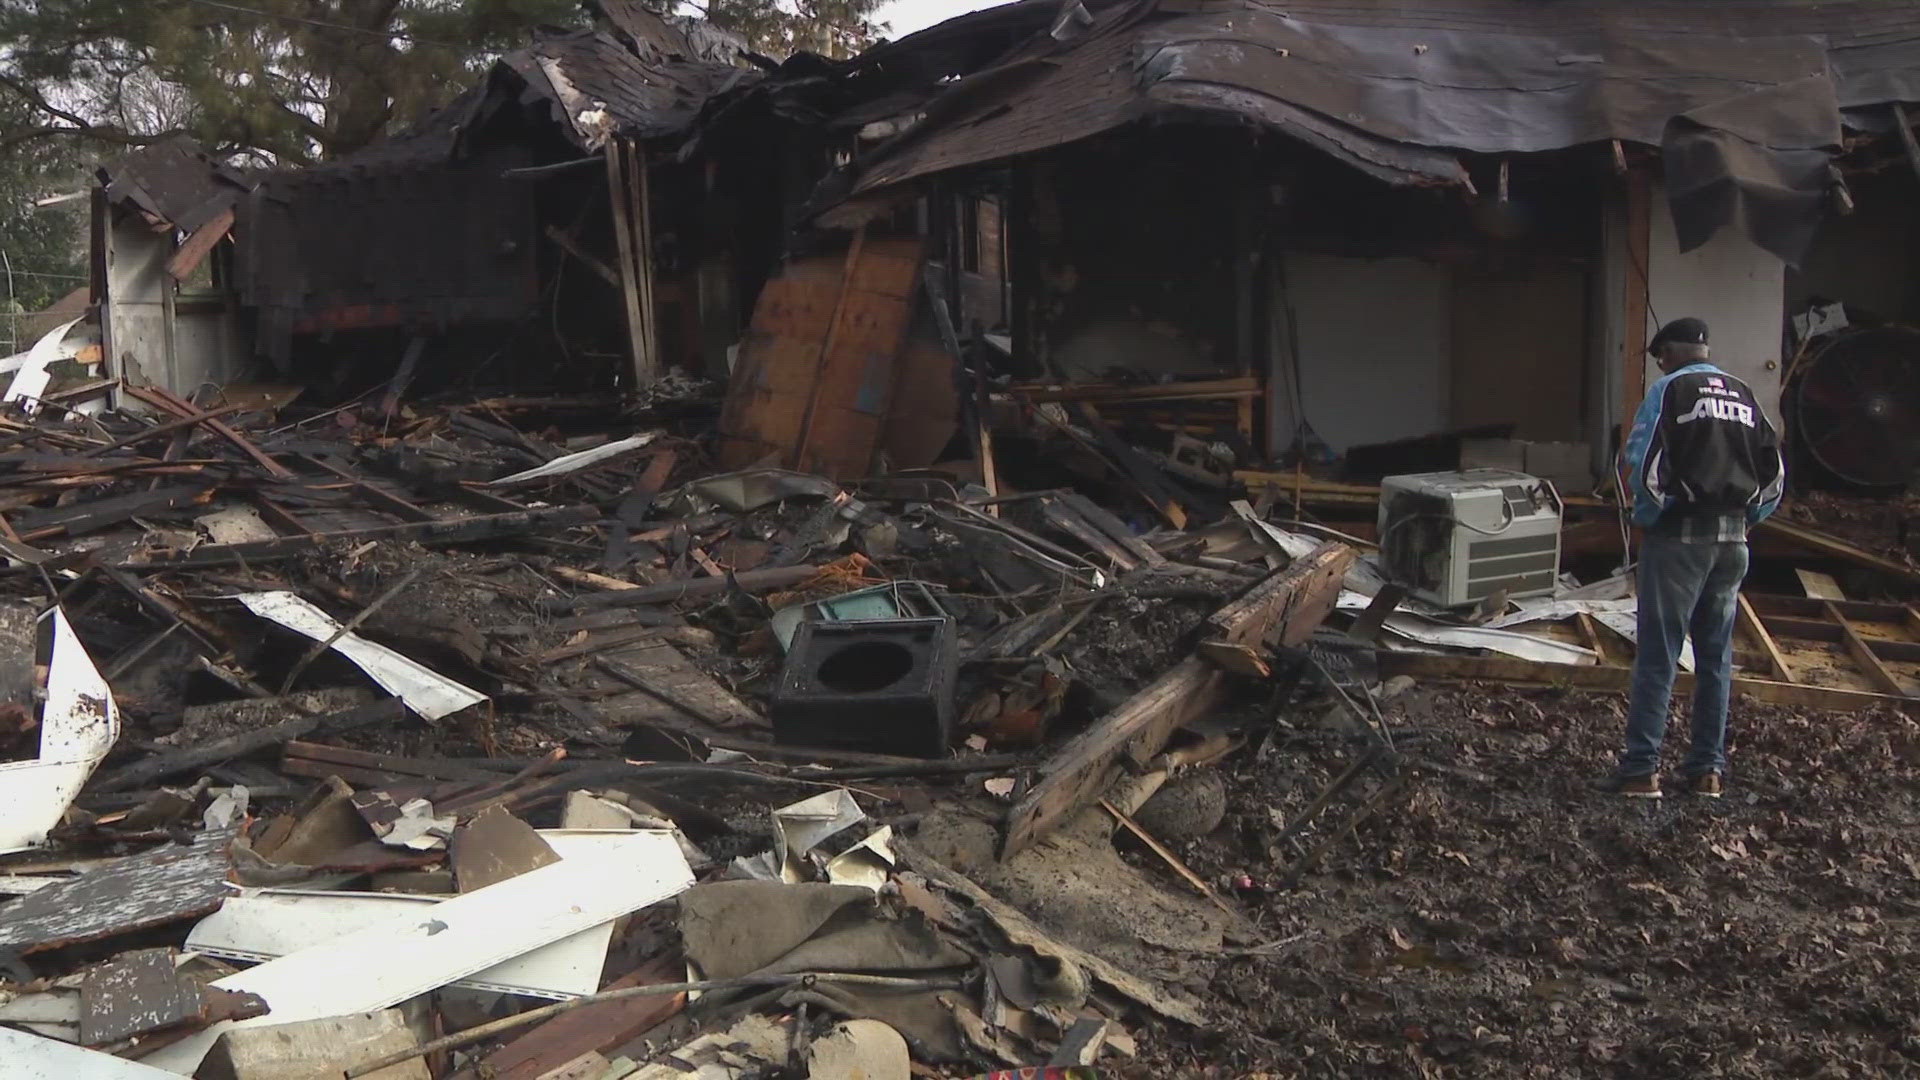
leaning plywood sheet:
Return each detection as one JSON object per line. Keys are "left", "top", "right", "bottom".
{"left": 0, "top": 829, "right": 235, "bottom": 953}
{"left": 140, "top": 830, "right": 694, "bottom": 1075}
{"left": 234, "top": 592, "right": 486, "bottom": 720}
{"left": 716, "top": 258, "right": 843, "bottom": 470}
{"left": 0, "top": 608, "right": 121, "bottom": 854}
{"left": 186, "top": 890, "right": 614, "bottom": 1001}
{"left": 0, "top": 1026, "right": 184, "bottom": 1079}
{"left": 717, "top": 237, "right": 925, "bottom": 480}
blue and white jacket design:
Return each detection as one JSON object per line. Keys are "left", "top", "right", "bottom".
{"left": 1624, "top": 362, "right": 1785, "bottom": 529}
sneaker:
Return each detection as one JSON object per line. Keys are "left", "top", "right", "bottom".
{"left": 1593, "top": 771, "right": 1662, "bottom": 798}
{"left": 1682, "top": 772, "right": 1723, "bottom": 799}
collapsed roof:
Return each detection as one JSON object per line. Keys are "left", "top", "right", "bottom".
{"left": 839, "top": 0, "right": 1920, "bottom": 262}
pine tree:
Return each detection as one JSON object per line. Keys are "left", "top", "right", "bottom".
{"left": 0, "top": 0, "right": 589, "bottom": 165}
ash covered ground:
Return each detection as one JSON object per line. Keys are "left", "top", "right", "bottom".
{"left": 1115, "top": 685, "right": 1920, "bottom": 1078}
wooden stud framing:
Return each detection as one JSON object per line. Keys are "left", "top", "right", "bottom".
{"left": 1375, "top": 651, "right": 1912, "bottom": 712}
{"left": 1825, "top": 601, "right": 1906, "bottom": 696}
{"left": 1737, "top": 594, "right": 1797, "bottom": 684}
{"left": 605, "top": 139, "right": 655, "bottom": 388}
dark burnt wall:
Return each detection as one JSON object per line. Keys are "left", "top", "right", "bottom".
{"left": 1012, "top": 126, "right": 1254, "bottom": 382}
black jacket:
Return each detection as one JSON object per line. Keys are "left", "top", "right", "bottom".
{"left": 1626, "top": 362, "right": 1785, "bottom": 527}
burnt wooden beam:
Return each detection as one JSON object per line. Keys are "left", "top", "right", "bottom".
{"left": 121, "top": 382, "right": 293, "bottom": 479}
{"left": 250, "top": 495, "right": 316, "bottom": 536}
{"left": 16, "top": 484, "right": 213, "bottom": 541}
{"left": 550, "top": 562, "right": 820, "bottom": 613}
{"left": 81, "top": 402, "right": 248, "bottom": 458}
{"left": 118, "top": 505, "right": 598, "bottom": 568}
{"left": 296, "top": 454, "right": 439, "bottom": 523}
{"left": 1002, "top": 543, "right": 1355, "bottom": 858}
{"left": 450, "top": 482, "right": 532, "bottom": 515}
{"left": 1206, "top": 541, "right": 1355, "bottom": 648}
{"left": 89, "top": 698, "right": 406, "bottom": 793}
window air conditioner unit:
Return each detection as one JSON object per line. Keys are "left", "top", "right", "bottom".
{"left": 1377, "top": 469, "right": 1563, "bottom": 608}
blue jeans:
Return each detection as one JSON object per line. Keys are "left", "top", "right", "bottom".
{"left": 1618, "top": 533, "right": 1750, "bottom": 778}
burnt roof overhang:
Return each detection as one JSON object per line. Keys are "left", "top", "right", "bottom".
{"left": 828, "top": 0, "right": 1920, "bottom": 264}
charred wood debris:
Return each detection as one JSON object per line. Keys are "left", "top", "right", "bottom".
{"left": 0, "top": 364, "right": 1907, "bottom": 1078}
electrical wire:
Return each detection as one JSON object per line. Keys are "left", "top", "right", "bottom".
{"left": 176, "top": 0, "right": 466, "bottom": 48}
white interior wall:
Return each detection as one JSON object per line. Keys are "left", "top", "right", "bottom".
{"left": 1269, "top": 253, "right": 1450, "bottom": 455}
{"left": 1644, "top": 186, "right": 1786, "bottom": 425}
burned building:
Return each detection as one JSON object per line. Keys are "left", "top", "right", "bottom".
{"left": 785, "top": 0, "right": 1920, "bottom": 496}
{"left": 88, "top": 2, "right": 883, "bottom": 406}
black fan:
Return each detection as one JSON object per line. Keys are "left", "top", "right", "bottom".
{"left": 1792, "top": 326, "right": 1920, "bottom": 490}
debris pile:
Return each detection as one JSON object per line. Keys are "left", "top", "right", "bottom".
{"left": 0, "top": 372, "right": 1911, "bottom": 1078}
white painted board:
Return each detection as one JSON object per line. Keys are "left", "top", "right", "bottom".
{"left": 187, "top": 891, "right": 615, "bottom": 1001}
{"left": 0, "top": 1026, "right": 184, "bottom": 1078}
{"left": 141, "top": 830, "right": 693, "bottom": 1075}
{"left": 2, "top": 317, "right": 83, "bottom": 413}
{"left": 489, "top": 431, "right": 657, "bottom": 485}
{"left": 0, "top": 608, "right": 121, "bottom": 854}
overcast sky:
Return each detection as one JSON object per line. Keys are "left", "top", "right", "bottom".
{"left": 875, "top": 0, "right": 999, "bottom": 39}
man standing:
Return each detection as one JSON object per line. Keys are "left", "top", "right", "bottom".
{"left": 1599, "top": 318, "right": 1785, "bottom": 798}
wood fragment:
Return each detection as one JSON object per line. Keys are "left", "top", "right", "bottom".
{"left": 166, "top": 207, "right": 235, "bottom": 281}
{"left": 121, "top": 383, "right": 293, "bottom": 479}
{"left": 1736, "top": 595, "right": 1797, "bottom": 684}
{"left": 550, "top": 566, "right": 641, "bottom": 591}
{"left": 1004, "top": 544, "right": 1353, "bottom": 858}
{"left": 1101, "top": 797, "right": 1237, "bottom": 916}
{"left": 1197, "top": 639, "right": 1271, "bottom": 678}
{"left": 1796, "top": 568, "right": 1846, "bottom": 601}
{"left": 554, "top": 562, "right": 819, "bottom": 612}
{"left": 90, "top": 699, "right": 406, "bottom": 793}
{"left": 543, "top": 224, "right": 619, "bottom": 287}
{"left": 123, "top": 505, "right": 597, "bottom": 568}
{"left": 443, "top": 957, "right": 685, "bottom": 1080}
